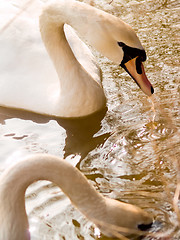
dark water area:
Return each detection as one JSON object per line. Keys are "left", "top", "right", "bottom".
{"left": 0, "top": 0, "right": 179, "bottom": 239}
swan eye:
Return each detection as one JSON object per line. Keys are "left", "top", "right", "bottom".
{"left": 118, "top": 42, "right": 146, "bottom": 67}
{"left": 118, "top": 42, "right": 125, "bottom": 47}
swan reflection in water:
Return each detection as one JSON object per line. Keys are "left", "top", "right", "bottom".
{"left": 0, "top": 106, "right": 109, "bottom": 161}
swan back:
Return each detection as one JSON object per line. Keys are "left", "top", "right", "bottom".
{"left": 0, "top": 6, "right": 59, "bottom": 115}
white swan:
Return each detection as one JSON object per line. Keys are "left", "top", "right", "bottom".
{"left": 0, "top": 154, "right": 153, "bottom": 240}
{"left": 0, "top": 0, "right": 154, "bottom": 118}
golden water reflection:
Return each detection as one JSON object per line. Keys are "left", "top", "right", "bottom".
{"left": 0, "top": 0, "right": 179, "bottom": 239}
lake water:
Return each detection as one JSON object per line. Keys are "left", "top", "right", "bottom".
{"left": 0, "top": 0, "right": 179, "bottom": 239}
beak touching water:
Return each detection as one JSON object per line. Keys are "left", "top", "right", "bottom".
{"left": 123, "top": 57, "right": 154, "bottom": 96}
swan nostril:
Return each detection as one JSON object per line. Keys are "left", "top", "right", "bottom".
{"left": 151, "top": 86, "right": 154, "bottom": 94}
{"left": 138, "top": 222, "right": 153, "bottom": 231}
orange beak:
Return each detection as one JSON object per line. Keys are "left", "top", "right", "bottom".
{"left": 124, "top": 57, "right": 154, "bottom": 96}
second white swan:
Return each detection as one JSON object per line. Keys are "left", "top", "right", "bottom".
{"left": 0, "top": 154, "right": 153, "bottom": 240}
{"left": 0, "top": 0, "right": 154, "bottom": 117}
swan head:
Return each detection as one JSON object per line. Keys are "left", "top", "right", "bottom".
{"left": 91, "top": 14, "right": 154, "bottom": 96}
{"left": 118, "top": 41, "right": 154, "bottom": 97}
{"left": 97, "top": 197, "right": 153, "bottom": 237}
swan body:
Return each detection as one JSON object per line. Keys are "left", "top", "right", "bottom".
{"left": 0, "top": 154, "right": 153, "bottom": 240}
{"left": 0, "top": 0, "right": 153, "bottom": 117}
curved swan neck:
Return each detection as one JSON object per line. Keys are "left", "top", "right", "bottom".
{"left": 0, "top": 154, "right": 105, "bottom": 240}
{"left": 0, "top": 154, "right": 153, "bottom": 239}
{"left": 39, "top": 0, "right": 102, "bottom": 91}
{"left": 39, "top": 0, "right": 139, "bottom": 63}
{"left": 39, "top": 17, "right": 79, "bottom": 92}
{"left": 0, "top": 155, "right": 105, "bottom": 214}
{"left": 39, "top": 1, "right": 106, "bottom": 117}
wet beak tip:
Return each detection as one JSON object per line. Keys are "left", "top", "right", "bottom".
{"left": 151, "top": 86, "right": 154, "bottom": 94}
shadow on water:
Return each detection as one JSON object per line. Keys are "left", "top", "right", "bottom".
{"left": 0, "top": 106, "right": 111, "bottom": 161}
{"left": 57, "top": 109, "right": 111, "bottom": 160}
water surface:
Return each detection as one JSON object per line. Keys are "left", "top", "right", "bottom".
{"left": 0, "top": 0, "right": 179, "bottom": 239}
